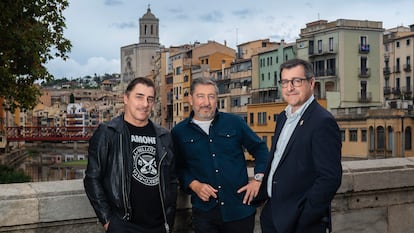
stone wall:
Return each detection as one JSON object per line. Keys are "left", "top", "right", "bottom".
{"left": 1, "top": 158, "right": 414, "bottom": 233}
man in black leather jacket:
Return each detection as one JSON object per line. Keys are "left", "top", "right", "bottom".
{"left": 84, "top": 77, "right": 177, "bottom": 233}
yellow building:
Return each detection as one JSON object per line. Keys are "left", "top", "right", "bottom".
{"left": 335, "top": 108, "right": 414, "bottom": 159}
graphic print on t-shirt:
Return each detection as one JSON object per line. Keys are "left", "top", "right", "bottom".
{"left": 132, "top": 144, "right": 158, "bottom": 186}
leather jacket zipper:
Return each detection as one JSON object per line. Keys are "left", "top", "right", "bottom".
{"left": 120, "top": 133, "right": 130, "bottom": 220}
{"left": 158, "top": 151, "right": 169, "bottom": 232}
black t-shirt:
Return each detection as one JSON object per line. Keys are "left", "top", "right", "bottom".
{"left": 126, "top": 120, "right": 164, "bottom": 229}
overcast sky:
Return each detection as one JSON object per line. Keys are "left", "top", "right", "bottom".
{"left": 45, "top": 0, "right": 414, "bottom": 79}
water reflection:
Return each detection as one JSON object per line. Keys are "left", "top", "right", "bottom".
{"left": 20, "top": 143, "right": 88, "bottom": 182}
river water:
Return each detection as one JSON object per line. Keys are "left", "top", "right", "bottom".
{"left": 19, "top": 142, "right": 89, "bottom": 182}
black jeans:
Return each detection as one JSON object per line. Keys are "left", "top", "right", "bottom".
{"left": 107, "top": 215, "right": 167, "bottom": 233}
{"left": 192, "top": 206, "right": 255, "bottom": 233}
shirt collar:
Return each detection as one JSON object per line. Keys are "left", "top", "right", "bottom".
{"left": 285, "top": 95, "right": 314, "bottom": 119}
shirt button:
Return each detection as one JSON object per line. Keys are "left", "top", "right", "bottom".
{"left": 212, "top": 153, "right": 216, "bottom": 157}
{"left": 218, "top": 185, "right": 222, "bottom": 189}
{"left": 209, "top": 139, "right": 213, "bottom": 142}
{"left": 215, "top": 169, "right": 219, "bottom": 173}
{"left": 221, "top": 202, "right": 224, "bottom": 205}
{"left": 226, "top": 134, "right": 230, "bottom": 137}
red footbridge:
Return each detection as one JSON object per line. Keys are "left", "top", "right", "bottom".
{"left": 5, "top": 126, "right": 98, "bottom": 142}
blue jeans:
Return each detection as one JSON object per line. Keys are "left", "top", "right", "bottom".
{"left": 192, "top": 206, "right": 255, "bottom": 233}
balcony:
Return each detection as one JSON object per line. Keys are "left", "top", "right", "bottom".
{"left": 358, "top": 92, "right": 372, "bottom": 103}
{"left": 402, "top": 86, "right": 412, "bottom": 95}
{"left": 383, "top": 67, "right": 391, "bottom": 76}
{"left": 392, "top": 87, "right": 401, "bottom": 95}
{"left": 308, "top": 48, "right": 337, "bottom": 58}
{"left": 394, "top": 65, "right": 401, "bottom": 73}
{"left": 383, "top": 86, "right": 391, "bottom": 95}
{"left": 404, "top": 64, "right": 412, "bottom": 72}
{"left": 326, "top": 68, "right": 337, "bottom": 76}
{"left": 359, "top": 44, "right": 370, "bottom": 53}
{"left": 358, "top": 67, "right": 370, "bottom": 78}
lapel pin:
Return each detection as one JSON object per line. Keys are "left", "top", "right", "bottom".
{"left": 300, "top": 120, "right": 304, "bottom": 126}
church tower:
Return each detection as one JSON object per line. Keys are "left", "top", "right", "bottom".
{"left": 139, "top": 6, "right": 159, "bottom": 44}
{"left": 120, "top": 5, "right": 160, "bottom": 83}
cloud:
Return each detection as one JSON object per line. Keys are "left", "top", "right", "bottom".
{"left": 47, "top": 57, "right": 120, "bottom": 79}
{"left": 104, "top": 0, "right": 122, "bottom": 6}
{"left": 112, "top": 21, "right": 137, "bottom": 29}
{"left": 199, "top": 11, "right": 224, "bottom": 23}
{"left": 232, "top": 9, "right": 255, "bottom": 20}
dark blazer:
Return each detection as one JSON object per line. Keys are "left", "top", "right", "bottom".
{"left": 254, "top": 99, "right": 342, "bottom": 233}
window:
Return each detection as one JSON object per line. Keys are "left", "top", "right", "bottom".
{"left": 257, "top": 112, "right": 267, "bottom": 125}
{"left": 369, "top": 127, "right": 375, "bottom": 151}
{"left": 376, "top": 126, "right": 385, "bottom": 150}
{"left": 329, "top": 37, "right": 334, "bottom": 51}
{"left": 360, "top": 36, "right": 367, "bottom": 46}
{"left": 273, "top": 114, "right": 278, "bottom": 122}
{"left": 361, "top": 129, "right": 367, "bottom": 142}
{"left": 407, "top": 39, "right": 411, "bottom": 46}
{"left": 249, "top": 112, "right": 254, "bottom": 125}
{"left": 258, "top": 112, "right": 262, "bottom": 125}
{"left": 317, "top": 40, "right": 322, "bottom": 53}
{"left": 405, "top": 127, "right": 412, "bottom": 150}
{"left": 327, "top": 58, "right": 336, "bottom": 76}
{"left": 396, "top": 58, "right": 400, "bottom": 72}
{"left": 360, "top": 56, "right": 368, "bottom": 75}
{"left": 349, "top": 129, "right": 358, "bottom": 142}
{"left": 396, "top": 41, "right": 400, "bottom": 48}
{"left": 175, "top": 66, "right": 182, "bottom": 75}
{"left": 406, "top": 77, "right": 411, "bottom": 92}
{"left": 387, "top": 126, "right": 394, "bottom": 151}
{"left": 309, "top": 40, "right": 314, "bottom": 54}
{"left": 262, "top": 136, "right": 268, "bottom": 144}
{"left": 261, "top": 73, "right": 264, "bottom": 81}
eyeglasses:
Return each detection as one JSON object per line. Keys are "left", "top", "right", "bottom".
{"left": 278, "top": 78, "right": 309, "bottom": 88}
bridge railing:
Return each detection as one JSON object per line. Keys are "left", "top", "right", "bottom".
{"left": 6, "top": 126, "right": 98, "bottom": 141}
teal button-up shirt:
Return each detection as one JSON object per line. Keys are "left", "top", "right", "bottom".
{"left": 172, "top": 110, "right": 269, "bottom": 222}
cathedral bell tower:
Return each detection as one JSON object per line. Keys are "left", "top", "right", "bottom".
{"left": 139, "top": 5, "right": 159, "bottom": 45}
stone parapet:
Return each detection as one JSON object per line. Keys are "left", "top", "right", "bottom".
{"left": 0, "top": 158, "right": 414, "bottom": 232}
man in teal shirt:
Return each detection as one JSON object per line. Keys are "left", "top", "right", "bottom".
{"left": 172, "top": 77, "right": 268, "bottom": 233}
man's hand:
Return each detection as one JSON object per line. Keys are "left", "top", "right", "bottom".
{"left": 104, "top": 222, "right": 109, "bottom": 231}
{"left": 189, "top": 180, "right": 218, "bottom": 201}
{"left": 237, "top": 180, "right": 262, "bottom": 205}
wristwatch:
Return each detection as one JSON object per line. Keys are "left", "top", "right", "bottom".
{"left": 254, "top": 173, "right": 264, "bottom": 182}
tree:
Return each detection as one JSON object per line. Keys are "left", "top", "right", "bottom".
{"left": 0, "top": 0, "right": 72, "bottom": 111}
{"left": 0, "top": 165, "right": 31, "bottom": 184}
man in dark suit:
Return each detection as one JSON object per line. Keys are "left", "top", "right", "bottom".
{"left": 254, "top": 59, "right": 342, "bottom": 233}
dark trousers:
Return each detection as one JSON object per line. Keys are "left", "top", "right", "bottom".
{"left": 260, "top": 200, "right": 329, "bottom": 233}
{"left": 260, "top": 201, "right": 279, "bottom": 233}
{"left": 107, "top": 215, "right": 167, "bottom": 233}
{"left": 192, "top": 206, "right": 255, "bottom": 233}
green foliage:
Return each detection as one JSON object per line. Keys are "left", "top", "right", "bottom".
{"left": 0, "top": 165, "right": 31, "bottom": 184}
{"left": 0, "top": 0, "right": 72, "bottom": 111}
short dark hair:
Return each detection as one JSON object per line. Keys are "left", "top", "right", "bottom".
{"left": 190, "top": 77, "right": 218, "bottom": 95}
{"left": 280, "top": 58, "right": 314, "bottom": 80}
{"left": 125, "top": 77, "right": 156, "bottom": 96}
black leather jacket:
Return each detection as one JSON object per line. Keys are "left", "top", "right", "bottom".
{"left": 84, "top": 114, "right": 177, "bottom": 232}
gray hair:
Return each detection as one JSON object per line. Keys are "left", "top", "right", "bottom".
{"left": 190, "top": 77, "right": 219, "bottom": 95}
